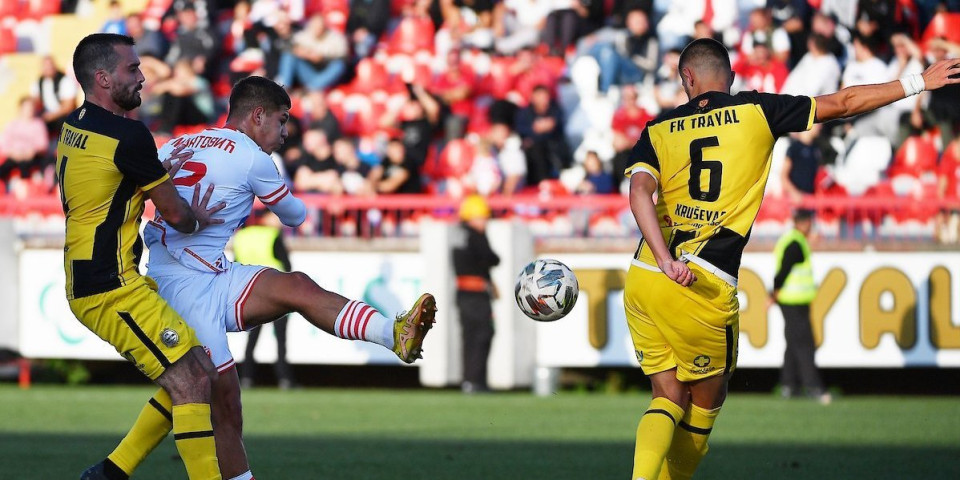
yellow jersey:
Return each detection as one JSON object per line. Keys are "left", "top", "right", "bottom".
{"left": 57, "top": 101, "right": 169, "bottom": 299}
{"left": 626, "top": 90, "right": 816, "bottom": 280}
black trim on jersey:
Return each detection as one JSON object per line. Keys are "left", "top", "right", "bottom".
{"left": 679, "top": 421, "right": 713, "bottom": 435}
{"left": 696, "top": 226, "right": 748, "bottom": 279}
{"left": 149, "top": 397, "right": 173, "bottom": 422}
{"left": 70, "top": 177, "right": 138, "bottom": 298}
{"left": 669, "top": 230, "right": 697, "bottom": 260}
{"left": 723, "top": 325, "right": 734, "bottom": 375}
{"left": 173, "top": 430, "right": 215, "bottom": 441}
{"left": 118, "top": 311, "right": 171, "bottom": 368}
{"left": 633, "top": 238, "right": 645, "bottom": 261}
{"left": 644, "top": 409, "right": 678, "bottom": 423}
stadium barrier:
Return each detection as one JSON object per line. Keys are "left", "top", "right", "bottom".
{"left": 2, "top": 193, "right": 959, "bottom": 242}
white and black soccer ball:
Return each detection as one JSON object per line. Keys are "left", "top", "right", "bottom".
{"left": 515, "top": 259, "right": 579, "bottom": 322}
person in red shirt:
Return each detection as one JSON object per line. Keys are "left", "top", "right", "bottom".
{"left": 611, "top": 85, "right": 652, "bottom": 181}
{"left": 733, "top": 36, "right": 789, "bottom": 93}
{"left": 430, "top": 48, "right": 478, "bottom": 139}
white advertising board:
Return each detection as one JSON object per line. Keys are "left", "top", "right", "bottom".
{"left": 18, "top": 249, "right": 960, "bottom": 367}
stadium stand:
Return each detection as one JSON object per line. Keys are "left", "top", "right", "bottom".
{"left": 1, "top": 0, "right": 960, "bottom": 244}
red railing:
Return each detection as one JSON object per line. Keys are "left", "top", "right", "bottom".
{"left": 2, "top": 193, "right": 958, "bottom": 239}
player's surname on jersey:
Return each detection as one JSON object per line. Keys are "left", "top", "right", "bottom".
{"left": 668, "top": 107, "right": 741, "bottom": 132}
{"left": 59, "top": 126, "right": 89, "bottom": 150}
{"left": 673, "top": 204, "right": 727, "bottom": 226}
{"left": 171, "top": 133, "right": 238, "bottom": 153}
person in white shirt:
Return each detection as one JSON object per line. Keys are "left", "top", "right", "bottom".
{"left": 84, "top": 76, "right": 437, "bottom": 480}
{"left": 782, "top": 33, "right": 842, "bottom": 97}
{"left": 841, "top": 33, "right": 897, "bottom": 139}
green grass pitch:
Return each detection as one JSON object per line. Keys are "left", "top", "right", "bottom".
{"left": 1, "top": 385, "right": 959, "bottom": 479}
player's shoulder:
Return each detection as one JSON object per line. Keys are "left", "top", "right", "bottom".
{"left": 68, "top": 102, "right": 154, "bottom": 148}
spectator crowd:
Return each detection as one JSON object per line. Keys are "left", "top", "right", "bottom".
{"left": 2, "top": 0, "right": 960, "bottom": 240}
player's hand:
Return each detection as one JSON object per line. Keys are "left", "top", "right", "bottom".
{"left": 163, "top": 145, "right": 194, "bottom": 178}
{"left": 660, "top": 259, "right": 697, "bottom": 287}
{"left": 191, "top": 184, "right": 226, "bottom": 230}
{"left": 921, "top": 57, "right": 960, "bottom": 91}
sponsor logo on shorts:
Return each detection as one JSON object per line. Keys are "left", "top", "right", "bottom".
{"left": 160, "top": 328, "right": 180, "bottom": 348}
{"left": 636, "top": 350, "right": 644, "bottom": 364}
{"left": 691, "top": 355, "right": 715, "bottom": 375}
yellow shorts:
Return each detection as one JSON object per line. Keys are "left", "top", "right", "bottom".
{"left": 624, "top": 261, "right": 739, "bottom": 383}
{"left": 68, "top": 276, "right": 200, "bottom": 380}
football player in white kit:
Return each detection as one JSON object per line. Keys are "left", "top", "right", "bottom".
{"left": 81, "top": 76, "right": 437, "bottom": 480}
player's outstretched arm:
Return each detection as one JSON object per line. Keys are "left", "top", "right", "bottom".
{"left": 629, "top": 173, "right": 696, "bottom": 287}
{"left": 814, "top": 57, "right": 960, "bottom": 123}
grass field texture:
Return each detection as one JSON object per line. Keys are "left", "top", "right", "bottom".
{"left": 1, "top": 385, "right": 959, "bottom": 479}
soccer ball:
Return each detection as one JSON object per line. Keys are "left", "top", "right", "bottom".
{"left": 515, "top": 259, "right": 579, "bottom": 322}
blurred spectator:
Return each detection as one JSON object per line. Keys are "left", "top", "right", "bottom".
{"left": 0, "top": 97, "right": 50, "bottom": 184}
{"left": 840, "top": 33, "right": 888, "bottom": 134}
{"left": 782, "top": 34, "right": 842, "bottom": 97}
{"left": 466, "top": 138, "right": 504, "bottom": 195}
{"left": 293, "top": 129, "right": 343, "bottom": 194}
{"left": 611, "top": 0, "right": 653, "bottom": 27}
{"left": 126, "top": 14, "right": 168, "bottom": 64}
{"left": 886, "top": 32, "right": 925, "bottom": 145}
{"left": 810, "top": 10, "right": 850, "bottom": 65}
{"left": 507, "top": 47, "right": 561, "bottom": 104}
{"left": 165, "top": 5, "right": 218, "bottom": 76}
{"left": 333, "top": 138, "right": 377, "bottom": 195}
{"left": 611, "top": 85, "right": 652, "bottom": 179}
{"left": 582, "top": 8, "right": 659, "bottom": 94}
{"left": 347, "top": 0, "right": 391, "bottom": 59}
{"left": 381, "top": 84, "right": 442, "bottom": 167}
{"left": 915, "top": 37, "right": 960, "bottom": 149}
{"left": 252, "top": 10, "right": 296, "bottom": 81}
{"left": 487, "top": 122, "right": 527, "bottom": 195}
{"left": 542, "top": 0, "right": 592, "bottom": 56}
{"left": 740, "top": 7, "right": 792, "bottom": 63}
{"left": 574, "top": 150, "right": 614, "bottom": 194}
{"left": 654, "top": 48, "right": 687, "bottom": 109}
{"left": 515, "top": 85, "right": 571, "bottom": 185}
{"left": 278, "top": 13, "right": 348, "bottom": 91}
{"left": 304, "top": 90, "right": 342, "bottom": 141}
{"left": 377, "top": 139, "right": 422, "bottom": 193}
{"left": 768, "top": 0, "right": 813, "bottom": 67}
{"left": 151, "top": 60, "right": 215, "bottom": 135}
{"left": 30, "top": 56, "right": 77, "bottom": 138}
{"left": 222, "top": 0, "right": 254, "bottom": 59}
{"left": 657, "top": 0, "right": 737, "bottom": 52}
{"left": 429, "top": 49, "right": 478, "bottom": 140}
{"left": 733, "top": 38, "right": 789, "bottom": 93}
{"left": 494, "top": 0, "right": 551, "bottom": 55}
{"left": 781, "top": 124, "right": 823, "bottom": 203}
{"left": 435, "top": 0, "right": 496, "bottom": 53}
{"left": 101, "top": 1, "right": 128, "bottom": 35}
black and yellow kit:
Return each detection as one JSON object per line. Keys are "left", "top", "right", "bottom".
{"left": 623, "top": 90, "right": 816, "bottom": 381}
{"left": 57, "top": 101, "right": 199, "bottom": 380}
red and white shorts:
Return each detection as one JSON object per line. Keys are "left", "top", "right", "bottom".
{"left": 147, "top": 245, "right": 270, "bottom": 374}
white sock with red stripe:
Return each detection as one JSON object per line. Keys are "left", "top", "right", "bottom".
{"left": 227, "top": 471, "right": 253, "bottom": 480}
{"left": 333, "top": 300, "right": 394, "bottom": 349}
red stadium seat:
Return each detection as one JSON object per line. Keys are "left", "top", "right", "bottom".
{"left": 348, "top": 58, "right": 389, "bottom": 93}
{"left": 23, "top": 0, "right": 59, "bottom": 20}
{"left": 890, "top": 134, "right": 938, "bottom": 179}
{"left": 0, "top": 22, "right": 15, "bottom": 54}
{"left": 922, "top": 12, "right": 960, "bottom": 49}
{"left": 388, "top": 16, "right": 435, "bottom": 54}
{"left": 0, "top": 0, "right": 18, "bottom": 18}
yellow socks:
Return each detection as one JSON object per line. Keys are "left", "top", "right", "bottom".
{"left": 657, "top": 404, "right": 721, "bottom": 480}
{"left": 172, "top": 403, "right": 221, "bottom": 480}
{"left": 632, "top": 397, "right": 684, "bottom": 480}
{"left": 107, "top": 388, "right": 174, "bottom": 476}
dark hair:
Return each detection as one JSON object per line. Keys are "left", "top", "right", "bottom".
{"left": 678, "top": 38, "right": 731, "bottom": 76}
{"left": 808, "top": 33, "right": 829, "bottom": 54}
{"left": 793, "top": 209, "right": 815, "bottom": 222}
{"left": 228, "top": 76, "right": 291, "bottom": 120}
{"left": 72, "top": 33, "right": 135, "bottom": 91}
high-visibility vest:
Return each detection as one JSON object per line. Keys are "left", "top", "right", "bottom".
{"left": 232, "top": 226, "right": 284, "bottom": 271}
{"left": 773, "top": 229, "right": 816, "bottom": 305}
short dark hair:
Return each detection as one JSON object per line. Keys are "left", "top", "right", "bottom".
{"left": 793, "top": 209, "right": 815, "bottom": 222}
{"left": 808, "top": 33, "right": 829, "bottom": 54}
{"left": 678, "top": 38, "right": 731, "bottom": 77}
{"left": 73, "top": 33, "right": 135, "bottom": 91}
{"left": 228, "top": 76, "right": 291, "bottom": 120}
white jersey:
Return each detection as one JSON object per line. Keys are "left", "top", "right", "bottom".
{"left": 143, "top": 127, "right": 306, "bottom": 273}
